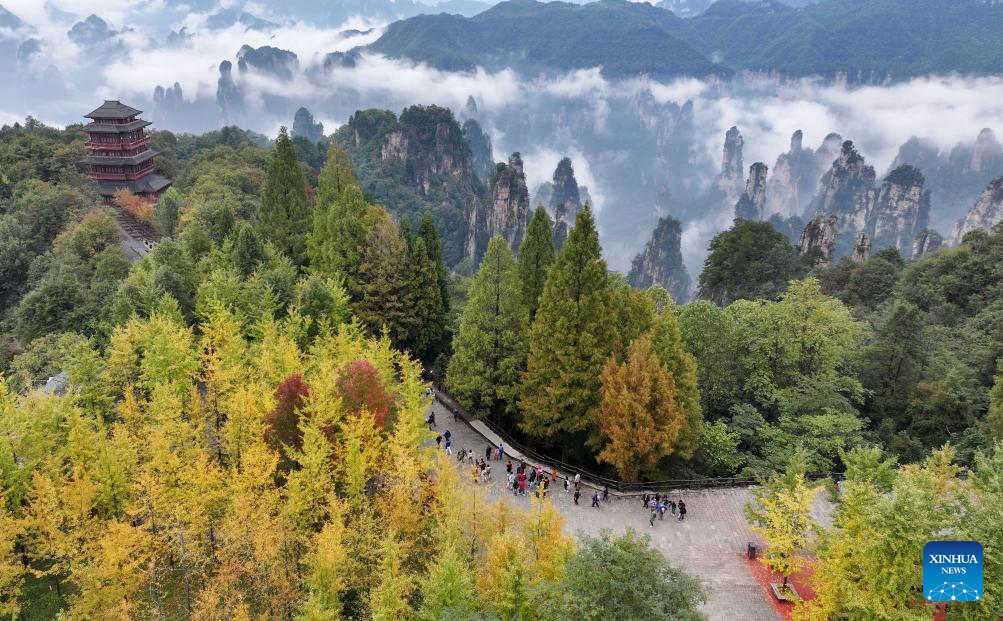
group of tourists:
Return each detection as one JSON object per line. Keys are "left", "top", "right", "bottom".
{"left": 428, "top": 403, "right": 692, "bottom": 529}
{"left": 641, "top": 493, "right": 687, "bottom": 526}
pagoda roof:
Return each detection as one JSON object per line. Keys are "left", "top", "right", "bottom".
{"left": 81, "top": 149, "right": 158, "bottom": 167}
{"left": 85, "top": 100, "right": 142, "bottom": 120}
{"left": 84, "top": 119, "right": 151, "bottom": 133}
{"left": 97, "top": 174, "right": 173, "bottom": 198}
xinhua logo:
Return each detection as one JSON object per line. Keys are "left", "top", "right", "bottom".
{"left": 924, "top": 541, "right": 983, "bottom": 602}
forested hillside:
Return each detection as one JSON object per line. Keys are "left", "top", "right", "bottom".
{"left": 367, "top": 0, "right": 1003, "bottom": 80}
{"left": 0, "top": 117, "right": 709, "bottom": 620}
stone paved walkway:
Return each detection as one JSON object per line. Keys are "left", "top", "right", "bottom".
{"left": 427, "top": 398, "right": 782, "bottom": 621}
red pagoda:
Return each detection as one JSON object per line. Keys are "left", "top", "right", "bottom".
{"left": 80, "top": 100, "right": 172, "bottom": 202}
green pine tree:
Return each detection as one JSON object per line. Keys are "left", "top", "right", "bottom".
{"left": 316, "top": 141, "right": 357, "bottom": 208}
{"left": 354, "top": 207, "right": 411, "bottom": 345}
{"left": 232, "top": 222, "right": 265, "bottom": 278}
{"left": 308, "top": 184, "right": 370, "bottom": 299}
{"left": 652, "top": 301, "right": 703, "bottom": 458}
{"left": 257, "top": 126, "right": 311, "bottom": 265}
{"left": 519, "top": 205, "right": 613, "bottom": 455}
{"left": 418, "top": 213, "right": 450, "bottom": 314}
{"left": 446, "top": 236, "right": 528, "bottom": 423}
{"left": 401, "top": 236, "right": 445, "bottom": 361}
{"left": 517, "top": 205, "right": 555, "bottom": 321}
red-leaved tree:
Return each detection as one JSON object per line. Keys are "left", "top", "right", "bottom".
{"left": 335, "top": 360, "right": 395, "bottom": 429}
{"left": 264, "top": 374, "right": 311, "bottom": 471}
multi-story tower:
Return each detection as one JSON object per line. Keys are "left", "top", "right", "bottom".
{"left": 80, "top": 100, "right": 172, "bottom": 202}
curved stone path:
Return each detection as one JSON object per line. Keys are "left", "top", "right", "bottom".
{"left": 426, "top": 397, "right": 783, "bottom": 621}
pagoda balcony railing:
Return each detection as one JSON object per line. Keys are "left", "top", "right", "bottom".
{"left": 90, "top": 166, "right": 155, "bottom": 181}
{"left": 85, "top": 136, "right": 150, "bottom": 151}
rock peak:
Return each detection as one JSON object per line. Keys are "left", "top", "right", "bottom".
{"left": 735, "top": 162, "right": 768, "bottom": 221}
{"left": 628, "top": 216, "right": 691, "bottom": 303}
{"left": 549, "top": 157, "right": 582, "bottom": 250}
{"left": 716, "top": 126, "right": 745, "bottom": 206}
{"left": 790, "top": 129, "right": 803, "bottom": 151}
{"left": 952, "top": 175, "right": 1003, "bottom": 243}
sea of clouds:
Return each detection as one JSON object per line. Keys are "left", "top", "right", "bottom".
{"left": 4, "top": 0, "right": 1003, "bottom": 273}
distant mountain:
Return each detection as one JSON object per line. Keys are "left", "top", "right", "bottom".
{"left": 206, "top": 8, "right": 278, "bottom": 31}
{"left": 0, "top": 4, "right": 23, "bottom": 29}
{"left": 430, "top": 0, "right": 494, "bottom": 17}
{"left": 369, "top": 0, "right": 728, "bottom": 78}
{"left": 366, "top": 0, "right": 1003, "bottom": 80}
{"left": 657, "top": 0, "right": 818, "bottom": 17}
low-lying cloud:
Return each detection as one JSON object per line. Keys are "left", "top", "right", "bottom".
{"left": 5, "top": 0, "right": 1003, "bottom": 275}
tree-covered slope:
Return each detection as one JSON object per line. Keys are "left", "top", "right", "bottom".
{"left": 369, "top": 0, "right": 730, "bottom": 78}
{"left": 366, "top": 0, "right": 1003, "bottom": 80}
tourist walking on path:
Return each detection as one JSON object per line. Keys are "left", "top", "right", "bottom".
{"left": 427, "top": 412, "right": 435, "bottom": 429}
{"left": 678, "top": 500, "right": 687, "bottom": 521}
{"left": 642, "top": 493, "right": 650, "bottom": 508}
{"left": 435, "top": 434, "right": 442, "bottom": 448}
{"left": 498, "top": 443, "right": 504, "bottom": 460}
{"left": 602, "top": 486, "right": 609, "bottom": 502}
{"left": 591, "top": 492, "right": 600, "bottom": 508}
{"left": 445, "top": 439, "right": 452, "bottom": 455}
{"left": 486, "top": 445, "right": 492, "bottom": 462}
{"left": 649, "top": 507, "right": 657, "bottom": 527}
{"left": 563, "top": 478, "right": 569, "bottom": 493}
{"left": 573, "top": 490, "right": 581, "bottom": 505}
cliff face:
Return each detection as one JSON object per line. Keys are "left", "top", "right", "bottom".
{"left": 869, "top": 165, "right": 930, "bottom": 258}
{"left": 462, "top": 119, "right": 494, "bottom": 181}
{"left": 952, "top": 177, "right": 1003, "bottom": 243}
{"left": 549, "top": 157, "right": 583, "bottom": 250}
{"left": 912, "top": 229, "right": 943, "bottom": 258}
{"left": 236, "top": 45, "right": 298, "bottom": 80}
{"left": 810, "top": 140, "right": 876, "bottom": 222}
{"left": 814, "top": 133, "right": 845, "bottom": 174}
{"left": 292, "top": 107, "right": 324, "bottom": 142}
{"left": 216, "top": 60, "right": 242, "bottom": 125}
{"left": 716, "top": 126, "right": 745, "bottom": 208}
{"left": 465, "top": 152, "right": 530, "bottom": 263}
{"left": 810, "top": 143, "right": 932, "bottom": 259}
{"left": 766, "top": 130, "right": 820, "bottom": 218}
{"left": 891, "top": 129, "right": 1003, "bottom": 233}
{"left": 336, "top": 105, "right": 486, "bottom": 267}
{"left": 797, "top": 214, "right": 838, "bottom": 262}
{"left": 735, "top": 162, "right": 768, "bottom": 221}
{"left": 628, "top": 216, "right": 691, "bottom": 303}
{"left": 379, "top": 106, "right": 478, "bottom": 194}
{"left": 968, "top": 128, "right": 1003, "bottom": 174}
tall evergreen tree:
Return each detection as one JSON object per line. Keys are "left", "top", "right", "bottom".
{"left": 257, "top": 127, "right": 311, "bottom": 265}
{"left": 517, "top": 205, "right": 555, "bottom": 320}
{"left": 232, "top": 222, "right": 265, "bottom": 278}
{"left": 308, "top": 185, "right": 370, "bottom": 298}
{"left": 418, "top": 213, "right": 450, "bottom": 315}
{"left": 401, "top": 236, "right": 446, "bottom": 360}
{"left": 651, "top": 301, "right": 703, "bottom": 458}
{"left": 860, "top": 302, "right": 925, "bottom": 428}
{"left": 519, "top": 206, "right": 613, "bottom": 455}
{"left": 446, "top": 236, "right": 527, "bottom": 422}
{"left": 316, "top": 140, "right": 357, "bottom": 209}
{"left": 355, "top": 207, "right": 411, "bottom": 345}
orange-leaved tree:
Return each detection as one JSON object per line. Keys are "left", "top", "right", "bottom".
{"left": 597, "top": 334, "right": 686, "bottom": 480}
